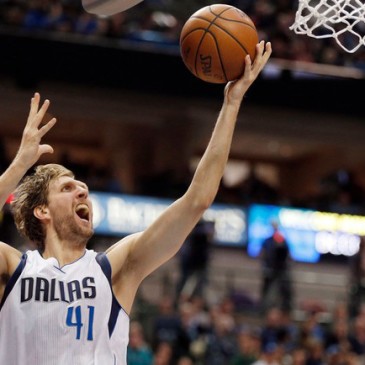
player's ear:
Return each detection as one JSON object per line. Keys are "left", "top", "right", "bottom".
{"left": 34, "top": 205, "right": 49, "bottom": 220}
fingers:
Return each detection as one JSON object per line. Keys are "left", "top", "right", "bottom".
{"left": 38, "top": 144, "right": 54, "bottom": 156}
{"left": 24, "top": 93, "right": 57, "bottom": 145}
{"left": 253, "top": 41, "right": 272, "bottom": 72}
{"left": 39, "top": 117, "right": 57, "bottom": 138}
{"left": 243, "top": 54, "right": 252, "bottom": 77}
{"left": 29, "top": 92, "right": 40, "bottom": 116}
{"left": 28, "top": 92, "right": 52, "bottom": 128}
{"left": 224, "top": 41, "right": 271, "bottom": 98}
{"left": 237, "top": 41, "right": 270, "bottom": 82}
{"left": 237, "top": 41, "right": 271, "bottom": 84}
{"left": 256, "top": 41, "right": 272, "bottom": 58}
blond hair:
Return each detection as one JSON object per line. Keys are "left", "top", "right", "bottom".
{"left": 12, "top": 164, "right": 74, "bottom": 251}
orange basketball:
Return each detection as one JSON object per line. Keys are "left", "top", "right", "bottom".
{"left": 180, "top": 4, "right": 259, "bottom": 84}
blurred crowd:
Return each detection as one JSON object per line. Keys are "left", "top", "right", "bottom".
{"left": 0, "top": 0, "right": 365, "bottom": 71}
{"left": 127, "top": 293, "right": 365, "bottom": 365}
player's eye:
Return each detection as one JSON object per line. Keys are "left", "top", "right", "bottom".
{"left": 61, "top": 184, "right": 72, "bottom": 192}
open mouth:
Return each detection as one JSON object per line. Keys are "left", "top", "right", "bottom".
{"left": 75, "top": 204, "right": 90, "bottom": 222}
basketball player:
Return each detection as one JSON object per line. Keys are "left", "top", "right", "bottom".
{"left": 0, "top": 41, "right": 271, "bottom": 364}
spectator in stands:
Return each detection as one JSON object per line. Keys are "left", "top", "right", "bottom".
{"left": 104, "top": 12, "right": 129, "bottom": 38}
{"left": 187, "top": 296, "right": 211, "bottom": 342}
{"left": 305, "top": 339, "right": 325, "bottom": 365}
{"left": 324, "top": 319, "right": 351, "bottom": 354}
{"left": 288, "top": 346, "right": 308, "bottom": 365}
{"left": 261, "top": 307, "right": 291, "bottom": 352}
{"left": 153, "top": 341, "right": 174, "bottom": 365}
{"left": 298, "top": 310, "right": 326, "bottom": 348}
{"left": 127, "top": 321, "right": 154, "bottom": 365}
{"left": 176, "top": 356, "right": 194, "bottom": 365}
{"left": 348, "top": 236, "right": 365, "bottom": 319}
{"left": 229, "top": 326, "right": 261, "bottom": 365}
{"left": 251, "top": 341, "right": 283, "bottom": 365}
{"left": 73, "top": 11, "right": 98, "bottom": 34}
{"left": 22, "top": 0, "right": 47, "bottom": 29}
{"left": 175, "top": 219, "right": 214, "bottom": 303}
{"left": 203, "top": 313, "right": 238, "bottom": 365}
{"left": 259, "top": 220, "right": 293, "bottom": 314}
{"left": 152, "top": 296, "right": 190, "bottom": 361}
{"left": 348, "top": 315, "right": 365, "bottom": 355}
{"left": 42, "top": 1, "right": 73, "bottom": 32}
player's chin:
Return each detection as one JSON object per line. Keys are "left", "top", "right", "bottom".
{"left": 79, "top": 224, "right": 94, "bottom": 239}
{"left": 83, "top": 227, "right": 94, "bottom": 241}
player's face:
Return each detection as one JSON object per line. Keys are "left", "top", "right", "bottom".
{"left": 46, "top": 176, "right": 94, "bottom": 243}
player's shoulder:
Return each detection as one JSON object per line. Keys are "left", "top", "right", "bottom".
{"left": 0, "top": 241, "right": 22, "bottom": 259}
{"left": 0, "top": 241, "right": 22, "bottom": 276}
{"left": 105, "top": 232, "right": 142, "bottom": 255}
{"left": 105, "top": 232, "right": 143, "bottom": 275}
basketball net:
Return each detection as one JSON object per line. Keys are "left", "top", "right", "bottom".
{"left": 290, "top": 0, "right": 365, "bottom": 53}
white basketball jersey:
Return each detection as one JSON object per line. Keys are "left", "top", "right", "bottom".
{"left": 0, "top": 249, "right": 130, "bottom": 365}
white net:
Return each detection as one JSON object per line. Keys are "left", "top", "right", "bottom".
{"left": 290, "top": 0, "right": 365, "bottom": 53}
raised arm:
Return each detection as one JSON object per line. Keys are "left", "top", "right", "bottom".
{"left": 0, "top": 93, "right": 56, "bottom": 290}
{"left": 0, "top": 93, "right": 57, "bottom": 210}
{"left": 107, "top": 41, "right": 272, "bottom": 312}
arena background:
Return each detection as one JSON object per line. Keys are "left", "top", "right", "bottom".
{"left": 1, "top": 0, "right": 365, "bottom": 324}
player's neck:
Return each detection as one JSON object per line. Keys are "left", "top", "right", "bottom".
{"left": 42, "top": 239, "right": 87, "bottom": 267}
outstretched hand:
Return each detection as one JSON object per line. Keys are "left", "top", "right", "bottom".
{"left": 16, "top": 93, "right": 57, "bottom": 168}
{"left": 224, "top": 41, "right": 272, "bottom": 107}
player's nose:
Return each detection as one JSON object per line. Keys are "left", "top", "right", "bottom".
{"left": 76, "top": 186, "right": 89, "bottom": 199}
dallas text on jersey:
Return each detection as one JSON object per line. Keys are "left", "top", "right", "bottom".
{"left": 20, "top": 276, "right": 96, "bottom": 303}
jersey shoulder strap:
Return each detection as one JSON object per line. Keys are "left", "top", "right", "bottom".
{"left": 0, "top": 253, "right": 28, "bottom": 310}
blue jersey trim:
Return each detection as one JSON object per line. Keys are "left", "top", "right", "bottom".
{"left": 0, "top": 253, "right": 27, "bottom": 311}
{"left": 96, "top": 252, "right": 122, "bottom": 337}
